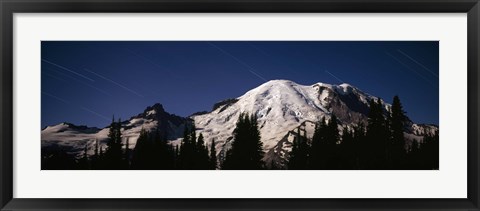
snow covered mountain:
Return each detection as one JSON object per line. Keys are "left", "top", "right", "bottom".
{"left": 41, "top": 80, "right": 437, "bottom": 166}
{"left": 41, "top": 103, "right": 190, "bottom": 158}
{"left": 192, "top": 80, "right": 436, "bottom": 167}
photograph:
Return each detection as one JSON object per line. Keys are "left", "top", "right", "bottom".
{"left": 40, "top": 41, "right": 439, "bottom": 170}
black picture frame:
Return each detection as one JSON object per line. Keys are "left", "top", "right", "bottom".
{"left": 1, "top": 0, "right": 479, "bottom": 210}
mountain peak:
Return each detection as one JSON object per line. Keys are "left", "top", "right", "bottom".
{"left": 152, "top": 103, "right": 165, "bottom": 110}
{"left": 258, "top": 80, "right": 354, "bottom": 92}
{"left": 42, "top": 122, "right": 100, "bottom": 133}
{"left": 144, "top": 103, "right": 165, "bottom": 114}
{"left": 312, "top": 82, "right": 334, "bottom": 89}
{"left": 336, "top": 83, "right": 356, "bottom": 95}
{"left": 258, "top": 79, "right": 296, "bottom": 88}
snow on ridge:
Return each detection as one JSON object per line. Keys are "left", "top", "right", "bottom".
{"left": 41, "top": 119, "right": 157, "bottom": 158}
{"left": 41, "top": 79, "right": 436, "bottom": 164}
{"left": 147, "top": 109, "right": 156, "bottom": 116}
{"left": 42, "top": 123, "right": 71, "bottom": 133}
{"left": 194, "top": 79, "right": 376, "bottom": 158}
{"left": 193, "top": 79, "right": 424, "bottom": 164}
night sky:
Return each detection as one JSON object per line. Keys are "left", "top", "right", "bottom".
{"left": 41, "top": 41, "right": 439, "bottom": 128}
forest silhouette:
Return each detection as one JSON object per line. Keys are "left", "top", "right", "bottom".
{"left": 41, "top": 95, "right": 439, "bottom": 170}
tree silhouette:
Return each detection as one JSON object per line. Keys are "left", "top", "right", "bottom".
{"left": 339, "top": 127, "right": 355, "bottom": 169}
{"left": 79, "top": 143, "right": 89, "bottom": 169}
{"left": 222, "top": 113, "right": 264, "bottom": 170}
{"left": 91, "top": 139, "right": 100, "bottom": 169}
{"left": 389, "top": 95, "right": 407, "bottom": 169}
{"left": 325, "top": 115, "right": 340, "bottom": 169}
{"left": 41, "top": 147, "right": 77, "bottom": 170}
{"left": 131, "top": 128, "right": 175, "bottom": 169}
{"left": 408, "top": 139, "right": 421, "bottom": 169}
{"left": 124, "top": 137, "right": 130, "bottom": 168}
{"left": 209, "top": 139, "right": 218, "bottom": 170}
{"left": 178, "top": 123, "right": 198, "bottom": 169}
{"left": 42, "top": 95, "right": 439, "bottom": 170}
{"left": 104, "top": 117, "right": 123, "bottom": 169}
{"left": 194, "top": 133, "right": 210, "bottom": 169}
{"left": 153, "top": 129, "right": 175, "bottom": 169}
{"left": 288, "top": 127, "right": 309, "bottom": 170}
{"left": 365, "top": 99, "right": 389, "bottom": 169}
{"left": 130, "top": 128, "right": 153, "bottom": 169}
{"left": 310, "top": 117, "right": 327, "bottom": 169}
{"left": 352, "top": 122, "right": 366, "bottom": 169}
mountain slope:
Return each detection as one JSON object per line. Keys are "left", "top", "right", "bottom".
{"left": 41, "top": 103, "right": 190, "bottom": 158}
{"left": 192, "top": 80, "right": 436, "bottom": 166}
{"left": 42, "top": 80, "right": 437, "bottom": 166}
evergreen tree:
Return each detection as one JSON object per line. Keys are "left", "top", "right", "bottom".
{"left": 353, "top": 122, "right": 366, "bottom": 169}
{"left": 178, "top": 125, "right": 189, "bottom": 169}
{"left": 153, "top": 129, "right": 175, "bottom": 169}
{"left": 325, "top": 115, "right": 340, "bottom": 169}
{"left": 104, "top": 117, "right": 123, "bottom": 169}
{"left": 209, "top": 139, "right": 218, "bottom": 170}
{"left": 178, "top": 122, "right": 199, "bottom": 169}
{"left": 414, "top": 131, "right": 439, "bottom": 170}
{"left": 174, "top": 145, "right": 180, "bottom": 169}
{"left": 389, "top": 95, "right": 407, "bottom": 169}
{"left": 80, "top": 143, "right": 89, "bottom": 169}
{"left": 428, "top": 131, "right": 439, "bottom": 169}
{"left": 222, "top": 113, "right": 264, "bottom": 170}
{"left": 130, "top": 128, "right": 153, "bottom": 169}
{"left": 309, "top": 117, "right": 327, "bottom": 169}
{"left": 365, "top": 99, "right": 388, "bottom": 169}
{"left": 288, "top": 127, "right": 309, "bottom": 170}
{"left": 327, "top": 115, "right": 340, "bottom": 145}
{"left": 41, "top": 147, "right": 77, "bottom": 170}
{"left": 124, "top": 137, "right": 130, "bottom": 169}
{"left": 131, "top": 128, "right": 175, "bottom": 170}
{"left": 339, "top": 127, "right": 355, "bottom": 169}
{"left": 194, "top": 133, "right": 210, "bottom": 169}
{"left": 408, "top": 139, "right": 421, "bottom": 169}
{"left": 91, "top": 139, "right": 100, "bottom": 169}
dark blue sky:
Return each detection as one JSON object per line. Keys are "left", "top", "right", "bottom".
{"left": 41, "top": 41, "right": 439, "bottom": 128}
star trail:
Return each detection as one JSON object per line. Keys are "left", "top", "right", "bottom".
{"left": 41, "top": 41, "right": 439, "bottom": 128}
